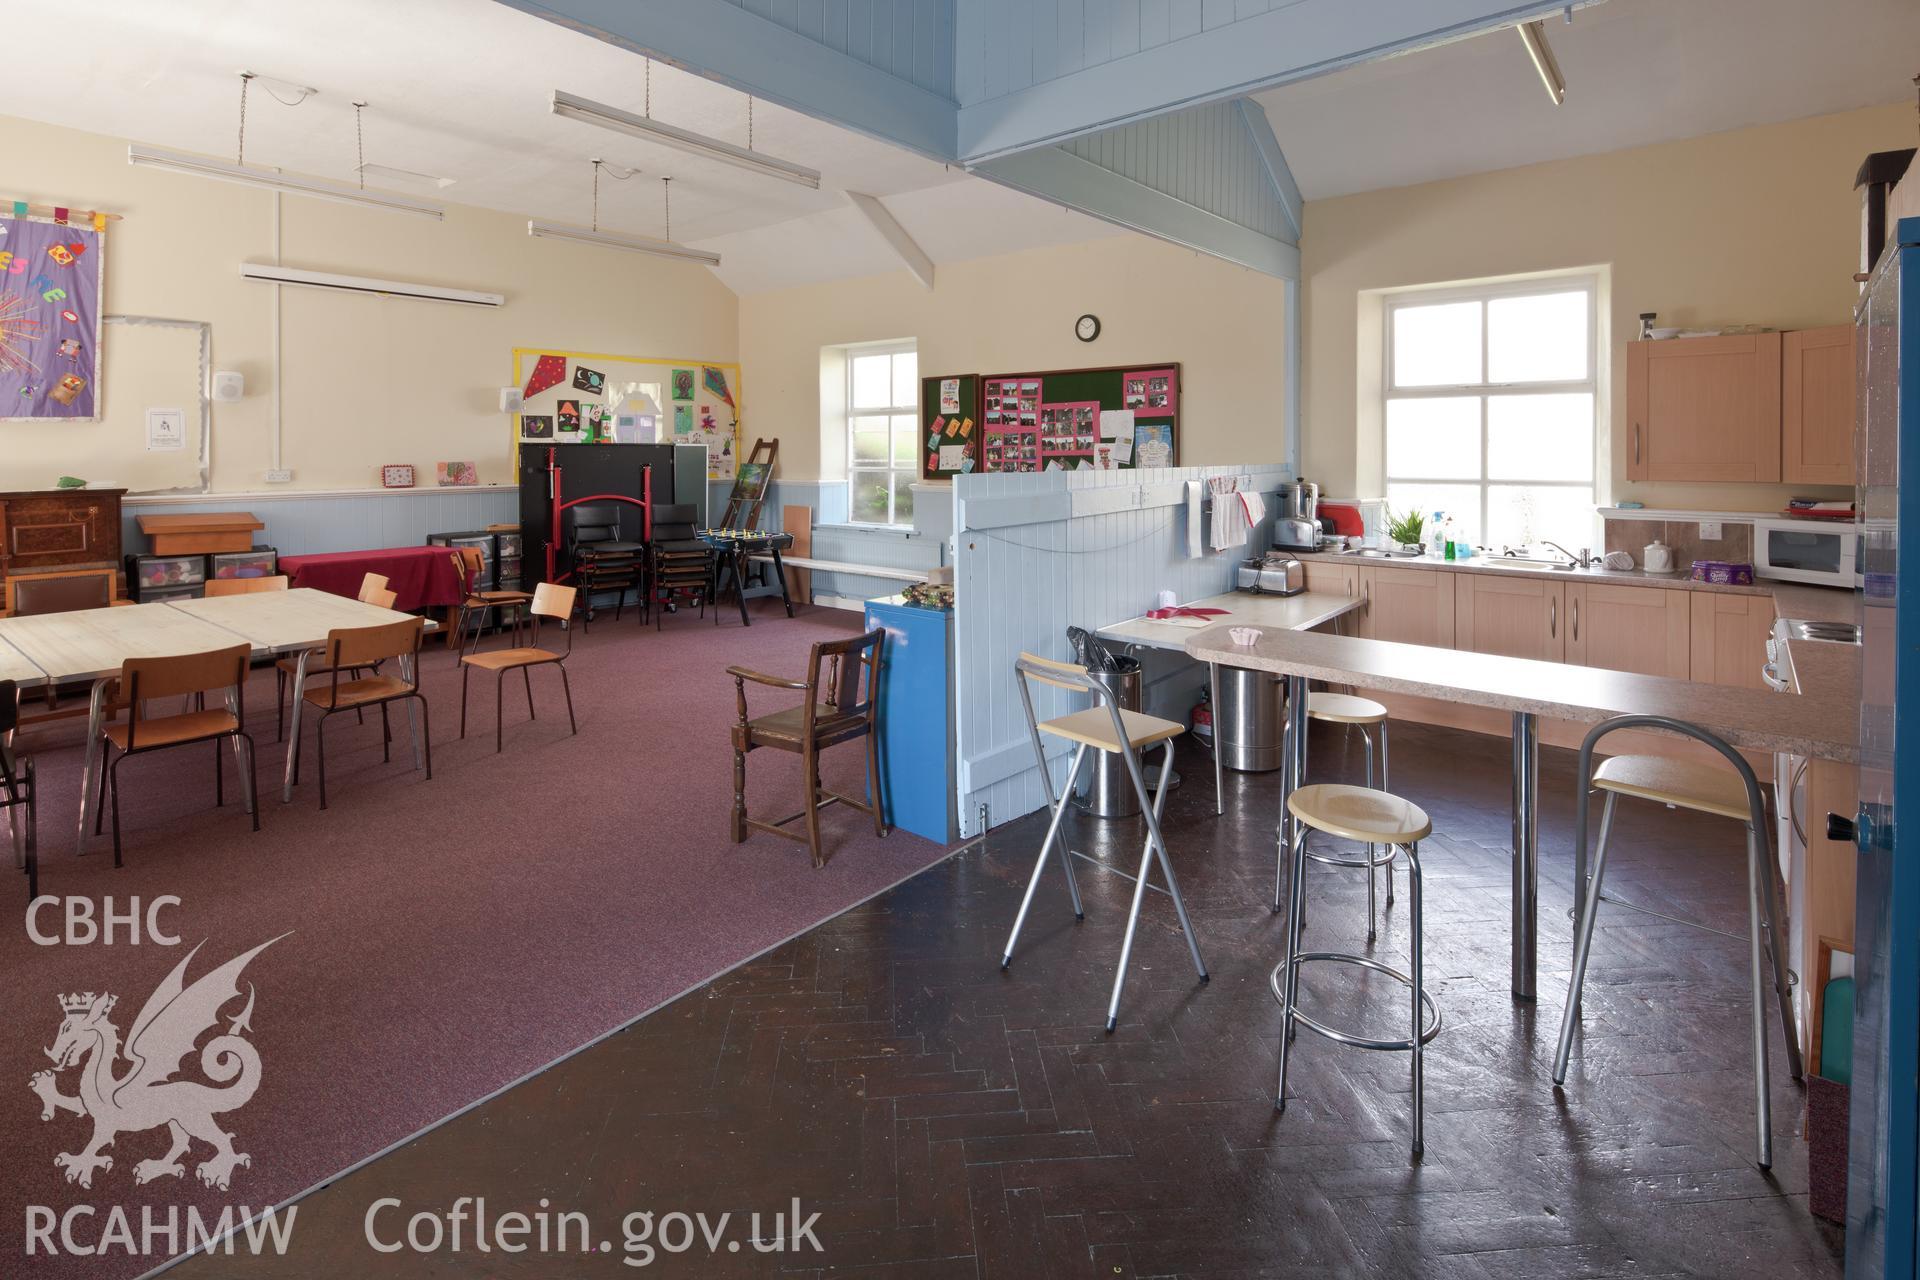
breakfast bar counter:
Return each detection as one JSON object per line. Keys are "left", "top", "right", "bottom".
{"left": 1186, "top": 622, "right": 1860, "bottom": 1000}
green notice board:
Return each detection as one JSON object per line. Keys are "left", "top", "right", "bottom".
{"left": 978, "top": 362, "right": 1179, "bottom": 473}
{"left": 919, "top": 373, "right": 983, "bottom": 481}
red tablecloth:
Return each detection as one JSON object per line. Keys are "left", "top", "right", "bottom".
{"left": 279, "top": 546, "right": 465, "bottom": 612}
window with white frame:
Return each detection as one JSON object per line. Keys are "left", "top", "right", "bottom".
{"left": 846, "top": 343, "right": 919, "bottom": 526}
{"left": 1383, "top": 276, "right": 1597, "bottom": 552}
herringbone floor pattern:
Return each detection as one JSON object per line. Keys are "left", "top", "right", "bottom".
{"left": 176, "top": 720, "right": 1844, "bottom": 1278}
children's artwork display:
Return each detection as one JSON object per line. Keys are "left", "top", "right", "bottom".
{"left": 511, "top": 348, "right": 742, "bottom": 479}
{"left": 919, "top": 374, "right": 981, "bottom": 480}
{"left": 437, "top": 461, "right": 479, "bottom": 487}
{"left": 0, "top": 215, "right": 105, "bottom": 421}
{"left": 977, "top": 363, "right": 1178, "bottom": 473}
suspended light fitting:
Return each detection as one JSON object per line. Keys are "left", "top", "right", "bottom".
{"left": 527, "top": 162, "right": 720, "bottom": 267}
{"left": 1516, "top": 19, "right": 1566, "bottom": 106}
{"left": 128, "top": 74, "right": 445, "bottom": 219}
{"left": 550, "top": 86, "right": 821, "bottom": 189}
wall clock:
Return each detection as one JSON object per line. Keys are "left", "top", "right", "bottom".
{"left": 1075, "top": 313, "right": 1101, "bottom": 343}
{"left": 381, "top": 464, "right": 416, "bottom": 489}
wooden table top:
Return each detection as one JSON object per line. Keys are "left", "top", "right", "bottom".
{"left": 136, "top": 511, "right": 264, "bottom": 533}
{"left": 0, "top": 634, "right": 47, "bottom": 687}
{"left": 1185, "top": 623, "right": 1859, "bottom": 764}
{"left": 166, "top": 588, "right": 425, "bottom": 653}
{"left": 0, "top": 602, "right": 254, "bottom": 682}
{"left": 1098, "top": 590, "right": 1360, "bottom": 652}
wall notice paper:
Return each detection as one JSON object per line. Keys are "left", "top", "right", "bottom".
{"left": 145, "top": 407, "right": 185, "bottom": 451}
{"left": 937, "top": 444, "right": 967, "bottom": 472}
{"left": 1134, "top": 422, "right": 1173, "bottom": 469}
{"left": 939, "top": 378, "right": 960, "bottom": 414}
{"left": 1099, "top": 408, "right": 1134, "bottom": 441}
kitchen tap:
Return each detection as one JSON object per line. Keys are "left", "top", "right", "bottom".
{"left": 1541, "top": 541, "right": 1597, "bottom": 569}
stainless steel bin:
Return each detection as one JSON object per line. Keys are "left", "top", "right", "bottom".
{"left": 1072, "top": 663, "right": 1153, "bottom": 818}
{"left": 1216, "top": 666, "right": 1285, "bottom": 773}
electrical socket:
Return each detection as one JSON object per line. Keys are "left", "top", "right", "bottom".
{"left": 264, "top": 469, "right": 293, "bottom": 484}
{"left": 1699, "top": 520, "right": 1723, "bottom": 541}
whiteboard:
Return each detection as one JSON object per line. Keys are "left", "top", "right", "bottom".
{"left": 0, "top": 315, "right": 209, "bottom": 494}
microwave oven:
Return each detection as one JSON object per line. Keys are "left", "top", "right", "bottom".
{"left": 1752, "top": 518, "right": 1859, "bottom": 587}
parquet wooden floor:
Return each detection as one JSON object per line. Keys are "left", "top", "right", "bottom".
{"left": 175, "top": 720, "right": 1844, "bottom": 1278}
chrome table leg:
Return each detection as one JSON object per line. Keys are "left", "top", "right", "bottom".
{"left": 1209, "top": 661, "right": 1224, "bottom": 815}
{"left": 1275, "top": 673, "right": 1310, "bottom": 914}
{"left": 1511, "top": 710, "right": 1539, "bottom": 1000}
{"left": 75, "top": 678, "right": 112, "bottom": 846}
{"left": 281, "top": 650, "right": 313, "bottom": 803}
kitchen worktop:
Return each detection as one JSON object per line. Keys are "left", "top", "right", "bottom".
{"left": 1289, "top": 548, "right": 1775, "bottom": 596}
{"left": 1097, "top": 589, "right": 1361, "bottom": 652}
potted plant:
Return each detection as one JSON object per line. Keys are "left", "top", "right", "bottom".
{"left": 1384, "top": 506, "right": 1426, "bottom": 554}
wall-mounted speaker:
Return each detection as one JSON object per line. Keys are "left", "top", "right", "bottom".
{"left": 212, "top": 370, "right": 245, "bottom": 402}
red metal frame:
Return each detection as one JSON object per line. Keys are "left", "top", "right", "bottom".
{"left": 540, "top": 447, "right": 654, "bottom": 584}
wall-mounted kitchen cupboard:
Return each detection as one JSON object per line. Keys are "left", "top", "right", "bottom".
{"left": 1625, "top": 326, "right": 1855, "bottom": 486}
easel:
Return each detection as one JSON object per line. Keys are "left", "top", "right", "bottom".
{"left": 718, "top": 438, "right": 778, "bottom": 531}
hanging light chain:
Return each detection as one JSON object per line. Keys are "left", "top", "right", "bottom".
{"left": 662, "top": 177, "right": 672, "bottom": 242}
{"left": 237, "top": 72, "right": 254, "bottom": 165}
{"left": 645, "top": 59, "right": 652, "bottom": 117}
{"left": 591, "top": 159, "right": 601, "bottom": 231}
{"left": 748, "top": 96, "right": 754, "bottom": 151}
{"left": 353, "top": 101, "right": 367, "bottom": 188}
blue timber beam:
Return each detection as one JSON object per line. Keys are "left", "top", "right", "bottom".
{"left": 1237, "top": 99, "right": 1302, "bottom": 244}
{"left": 492, "top": 0, "right": 957, "bottom": 161}
{"left": 972, "top": 146, "right": 1299, "bottom": 280}
{"left": 956, "top": 1, "right": 1599, "bottom": 162}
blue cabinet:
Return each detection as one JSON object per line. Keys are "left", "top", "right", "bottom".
{"left": 864, "top": 595, "right": 957, "bottom": 843}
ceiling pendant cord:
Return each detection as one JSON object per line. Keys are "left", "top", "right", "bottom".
{"left": 645, "top": 59, "right": 652, "bottom": 118}
{"left": 353, "top": 101, "right": 367, "bottom": 189}
{"left": 591, "top": 159, "right": 602, "bottom": 232}
{"left": 237, "top": 72, "right": 254, "bottom": 165}
{"left": 662, "top": 177, "right": 672, "bottom": 242}
{"left": 748, "top": 96, "right": 754, "bottom": 152}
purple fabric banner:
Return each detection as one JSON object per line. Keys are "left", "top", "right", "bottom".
{"left": 0, "top": 216, "right": 102, "bottom": 420}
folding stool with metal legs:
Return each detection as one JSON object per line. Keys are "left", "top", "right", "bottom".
{"left": 1000, "top": 651, "right": 1208, "bottom": 1032}
{"left": 1273, "top": 782, "right": 1439, "bottom": 1156}
{"left": 1551, "top": 715, "right": 1802, "bottom": 1169}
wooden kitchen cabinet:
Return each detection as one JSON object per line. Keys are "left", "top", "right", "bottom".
{"left": 1564, "top": 582, "right": 1691, "bottom": 678}
{"left": 1359, "top": 564, "right": 1454, "bottom": 647}
{"left": 1689, "top": 591, "right": 1777, "bottom": 689}
{"left": 1300, "top": 560, "right": 1359, "bottom": 599}
{"left": 0, "top": 488, "right": 125, "bottom": 596}
{"left": 1626, "top": 333, "right": 1782, "bottom": 483}
{"left": 1454, "top": 573, "right": 1565, "bottom": 662}
{"left": 1782, "top": 325, "right": 1856, "bottom": 486}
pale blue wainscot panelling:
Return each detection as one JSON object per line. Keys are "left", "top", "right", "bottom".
{"left": 950, "top": 462, "right": 1293, "bottom": 837}
{"left": 122, "top": 488, "right": 521, "bottom": 559}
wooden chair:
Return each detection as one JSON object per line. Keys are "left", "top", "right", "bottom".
{"left": 447, "top": 547, "right": 533, "bottom": 659}
{"left": 97, "top": 645, "right": 259, "bottom": 867}
{"left": 275, "top": 573, "right": 392, "bottom": 741}
{"left": 204, "top": 575, "right": 289, "bottom": 597}
{"left": 459, "top": 583, "right": 578, "bottom": 752}
{"left": 0, "top": 680, "right": 38, "bottom": 901}
{"left": 3, "top": 567, "right": 116, "bottom": 616}
{"left": 728, "top": 628, "right": 887, "bottom": 868}
{"left": 295, "top": 616, "right": 431, "bottom": 809}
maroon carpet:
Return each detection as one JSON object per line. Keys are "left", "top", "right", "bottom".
{"left": 0, "top": 602, "right": 953, "bottom": 1278}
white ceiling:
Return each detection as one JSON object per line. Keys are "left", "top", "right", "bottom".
{"left": 1257, "top": 0, "right": 1920, "bottom": 201}
{"left": 0, "top": 0, "right": 1119, "bottom": 293}
{"left": 0, "top": 0, "right": 1910, "bottom": 294}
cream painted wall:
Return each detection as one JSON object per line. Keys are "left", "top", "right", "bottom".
{"left": 1301, "top": 103, "right": 1914, "bottom": 511}
{"left": 0, "top": 114, "right": 737, "bottom": 493}
{"left": 739, "top": 235, "right": 1289, "bottom": 481}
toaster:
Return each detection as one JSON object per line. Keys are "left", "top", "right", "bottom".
{"left": 1237, "top": 556, "right": 1304, "bottom": 596}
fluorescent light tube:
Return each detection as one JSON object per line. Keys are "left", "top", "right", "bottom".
{"left": 1517, "top": 21, "right": 1566, "bottom": 105}
{"left": 527, "top": 219, "right": 721, "bottom": 267}
{"left": 129, "top": 144, "right": 446, "bottom": 219}
{"left": 551, "top": 90, "right": 821, "bottom": 190}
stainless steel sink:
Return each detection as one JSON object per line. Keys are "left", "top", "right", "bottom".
{"left": 1336, "top": 547, "right": 1421, "bottom": 559}
{"left": 1483, "top": 556, "right": 1577, "bottom": 571}
{"left": 1783, "top": 619, "right": 1861, "bottom": 644}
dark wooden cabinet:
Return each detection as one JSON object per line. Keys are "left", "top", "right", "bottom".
{"left": 0, "top": 488, "right": 125, "bottom": 591}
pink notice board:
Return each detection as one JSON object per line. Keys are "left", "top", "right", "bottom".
{"left": 1036, "top": 399, "right": 1099, "bottom": 467}
{"left": 1121, "top": 367, "right": 1178, "bottom": 413}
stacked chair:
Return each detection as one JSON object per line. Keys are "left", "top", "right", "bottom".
{"left": 647, "top": 503, "right": 716, "bottom": 628}
{"left": 564, "top": 501, "right": 647, "bottom": 632}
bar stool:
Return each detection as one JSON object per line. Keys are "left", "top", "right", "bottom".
{"left": 1002, "top": 651, "right": 1209, "bottom": 1032}
{"left": 1294, "top": 691, "right": 1397, "bottom": 938}
{"left": 1552, "top": 716, "right": 1802, "bottom": 1169}
{"left": 1274, "top": 782, "right": 1439, "bottom": 1155}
